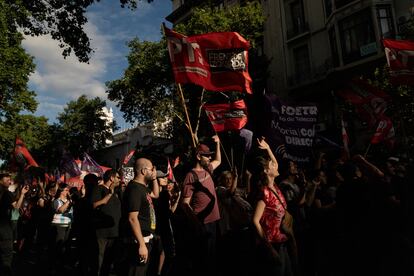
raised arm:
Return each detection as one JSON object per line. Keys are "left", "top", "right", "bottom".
{"left": 353, "top": 154, "right": 384, "bottom": 178}
{"left": 210, "top": 135, "right": 221, "bottom": 170}
{"left": 12, "top": 185, "right": 29, "bottom": 209}
{"left": 257, "top": 137, "right": 277, "bottom": 166}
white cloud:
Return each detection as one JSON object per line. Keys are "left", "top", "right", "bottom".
{"left": 23, "top": 20, "right": 110, "bottom": 101}
{"left": 22, "top": 1, "right": 170, "bottom": 125}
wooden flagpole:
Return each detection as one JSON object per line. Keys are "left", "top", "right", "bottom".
{"left": 162, "top": 23, "right": 197, "bottom": 148}
{"left": 177, "top": 83, "right": 197, "bottom": 148}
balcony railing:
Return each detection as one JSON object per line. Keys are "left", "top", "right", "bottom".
{"left": 287, "top": 22, "right": 309, "bottom": 40}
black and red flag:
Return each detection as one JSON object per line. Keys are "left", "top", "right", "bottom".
{"left": 204, "top": 99, "right": 248, "bottom": 132}
{"left": 383, "top": 39, "right": 414, "bottom": 86}
{"left": 164, "top": 25, "right": 252, "bottom": 93}
{"left": 13, "top": 137, "right": 39, "bottom": 171}
{"left": 336, "top": 79, "right": 390, "bottom": 128}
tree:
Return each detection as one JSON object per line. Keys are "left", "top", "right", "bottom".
{"left": 0, "top": 114, "right": 51, "bottom": 163}
{"left": 57, "top": 95, "right": 115, "bottom": 157}
{"left": 0, "top": 1, "right": 37, "bottom": 120}
{"left": 106, "top": 1, "right": 266, "bottom": 129}
{"left": 107, "top": 39, "right": 174, "bottom": 124}
{"left": 0, "top": 0, "right": 151, "bottom": 165}
{"left": 368, "top": 66, "right": 414, "bottom": 155}
{"left": 6, "top": 0, "right": 152, "bottom": 63}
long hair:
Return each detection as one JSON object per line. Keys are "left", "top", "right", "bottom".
{"left": 248, "top": 156, "right": 271, "bottom": 205}
{"left": 55, "top": 183, "right": 69, "bottom": 199}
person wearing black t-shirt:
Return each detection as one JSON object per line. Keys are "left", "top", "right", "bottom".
{"left": 91, "top": 169, "right": 122, "bottom": 276}
{"left": 120, "top": 158, "right": 159, "bottom": 276}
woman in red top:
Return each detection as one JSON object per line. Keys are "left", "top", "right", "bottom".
{"left": 252, "top": 138, "right": 293, "bottom": 276}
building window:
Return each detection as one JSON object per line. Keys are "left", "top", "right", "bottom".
{"left": 329, "top": 27, "right": 339, "bottom": 67}
{"left": 287, "top": 0, "right": 308, "bottom": 39}
{"left": 339, "top": 9, "right": 377, "bottom": 64}
{"left": 377, "top": 6, "right": 395, "bottom": 38}
{"left": 324, "top": 0, "right": 333, "bottom": 18}
{"left": 293, "top": 45, "right": 311, "bottom": 81}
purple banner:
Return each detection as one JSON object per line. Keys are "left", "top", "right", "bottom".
{"left": 266, "top": 95, "right": 318, "bottom": 164}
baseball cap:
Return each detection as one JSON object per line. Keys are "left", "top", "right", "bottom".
{"left": 156, "top": 168, "right": 169, "bottom": 178}
{"left": 196, "top": 144, "right": 214, "bottom": 155}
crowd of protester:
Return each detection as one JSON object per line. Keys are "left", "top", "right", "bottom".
{"left": 1, "top": 135, "right": 414, "bottom": 276}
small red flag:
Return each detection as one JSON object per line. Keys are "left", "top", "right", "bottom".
{"left": 164, "top": 26, "right": 252, "bottom": 93}
{"left": 383, "top": 39, "right": 414, "bottom": 86}
{"left": 14, "top": 137, "right": 39, "bottom": 170}
{"left": 204, "top": 99, "right": 248, "bottom": 132}
{"left": 123, "top": 150, "right": 136, "bottom": 165}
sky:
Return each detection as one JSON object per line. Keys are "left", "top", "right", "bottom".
{"left": 22, "top": 1, "right": 173, "bottom": 130}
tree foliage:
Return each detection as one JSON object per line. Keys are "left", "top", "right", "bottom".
{"left": 6, "top": 0, "right": 152, "bottom": 62}
{"left": 369, "top": 66, "right": 414, "bottom": 154}
{"left": 57, "top": 95, "right": 115, "bottom": 157}
{"left": 174, "top": 1, "right": 265, "bottom": 49}
{"left": 0, "top": 1, "right": 37, "bottom": 120}
{"left": 107, "top": 39, "right": 174, "bottom": 124}
{"left": 0, "top": 114, "right": 51, "bottom": 163}
{"left": 106, "top": 1, "right": 266, "bottom": 129}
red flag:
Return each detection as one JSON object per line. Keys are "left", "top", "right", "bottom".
{"left": 167, "top": 159, "right": 175, "bottom": 182}
{"left": 341, "top": 118, "right": 350, "bottom": 159}
{"left": 383, "top": 39, "right": 414, "bottom": 85}
{"left": 204, "top": 99, "right": 248, "bottom": 132}
{"left": 173, "top": 156, "right": 180, "bottom": 168}
{"left": 14, "top": 137, "right": 39, "bottom": 170}
{"left": 123, "top": 150, "right": 135, "bottom": 165}
{"left": 370, "top": 115, "right": 395, "bottom": 146}
{"left": 164, "top": 26, "right": 252, "bottom": 93}
{"left": 337, "top": 79, "right": 390, "bottom": 127}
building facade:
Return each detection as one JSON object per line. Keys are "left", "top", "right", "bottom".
{"left": 264, "top": 0, "right": 413, "bottom": 97}
{"left": 96, "top": 125, "right": 173, "bottom": 169}
{"left": 167, "top": 0, "right": 413, "bottom": 147}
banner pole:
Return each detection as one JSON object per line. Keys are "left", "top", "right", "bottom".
{"left": 177, "top": 83, "right": 197, "bottom": 148}
{"left": 194, "top": 88, "right": 206, "bottom": 139}
{"left": 229, "top": 131, "right": 234, "bottom": 170}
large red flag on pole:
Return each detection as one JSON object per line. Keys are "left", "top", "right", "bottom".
{"left": 383, "top": 39, "right": 414, "bottom": 86}
{"left": 164, "top": 25, "right": 252, "bottom": 93}
{"left": 204, "top": 99, "right": 248, "bottom": 132}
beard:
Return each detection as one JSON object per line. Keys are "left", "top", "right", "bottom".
{"left": 200, "top": 159, "right": 210, "bottom": 170}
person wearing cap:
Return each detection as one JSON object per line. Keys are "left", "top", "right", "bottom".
{"left": 182, "top": 135, "right": 221, "bottom": 275}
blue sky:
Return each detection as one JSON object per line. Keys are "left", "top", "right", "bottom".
{"left": 22, "top": 1, "right": 172, "bottom": 130}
